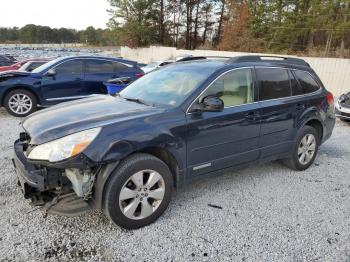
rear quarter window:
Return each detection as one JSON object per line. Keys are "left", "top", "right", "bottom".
{"left": 86, "top": 60, "right": 114, "bottom": 73}
{"left": 113, "top": 62, "right": 129, "bottom": 72}
{"left": 256, "top": 68, "right": 291, "bottom": 100}
{"left": 294, "top": 70, "right": 320, "bottom": 94}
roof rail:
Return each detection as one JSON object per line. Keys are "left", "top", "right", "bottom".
{"left": 227, "top": 55, "right": 310, "bottom": 67}
{"left": 175, "top": 55, "right": 232, "bottom": 62}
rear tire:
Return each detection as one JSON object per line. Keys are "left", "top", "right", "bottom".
{"left": 4, "top": 89, "right": 37, "bottom": 117}
{"left": 283, "top": 125, "right": 319, "bottom": 171}
{"left": 104, "top": 153, "right": 173, "bottom": 229}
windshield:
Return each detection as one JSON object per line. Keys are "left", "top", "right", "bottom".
{"left": 32, "top": 57, "right": 63, "bottom": 73}
{"left": 120, "top": 64, "right": 215, "bottom": 107}
{"left": 18, "top": 62, "right": 31, "bottom": 71}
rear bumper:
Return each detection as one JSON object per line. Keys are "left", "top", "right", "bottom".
{"left": 321, "top": 111, "right": 336, "bottom": 144}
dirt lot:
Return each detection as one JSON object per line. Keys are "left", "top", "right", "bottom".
{"left": 0, "top": 108, "right": 349, "bottom": 261}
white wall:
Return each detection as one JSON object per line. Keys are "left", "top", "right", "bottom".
{"left": 121, "top": 46, "right": 350, "bottom": 96}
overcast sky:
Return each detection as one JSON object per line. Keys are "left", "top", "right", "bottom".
{"left": 0, "top": 0, "right": 110, "bottom": 30}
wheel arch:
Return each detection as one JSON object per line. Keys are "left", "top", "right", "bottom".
{"left": 303, "top": 118, "right": 324, "bottom": 142}
{"left": 93, "top": 147, "right": 183, "bottom": 211}
{"left": 1, "top": 86, "right": 41, "bottom": 106}
{"left": 137, "top": 147, "right": 182, "bottom": 187}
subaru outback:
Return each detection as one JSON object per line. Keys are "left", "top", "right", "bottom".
{"left": 12, "top": 56, "right": 336, "bottom": 229}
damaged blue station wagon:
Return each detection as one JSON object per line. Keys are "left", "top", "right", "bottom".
{"left": 13, "top": 56, "right": 335, "bottom": 229}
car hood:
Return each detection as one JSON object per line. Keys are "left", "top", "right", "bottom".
{"left": 22, "top": 95, "right": 162, "bottom": 145}
{"left": 0, "top": 70, "right": 30, "bottom": 77}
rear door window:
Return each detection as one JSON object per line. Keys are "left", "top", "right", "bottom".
{"left": 85, "top": 59, "right": 114, "bottom": 74}
{"left": 294, "top": 70, "right": 320, "bottom": 94}
{"left": 256, "top": 68, "right": 291, "bottom": 100}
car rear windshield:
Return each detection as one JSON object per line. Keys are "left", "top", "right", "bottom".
{"left": 120, "top": 64, "right": 216, "bottom": 107}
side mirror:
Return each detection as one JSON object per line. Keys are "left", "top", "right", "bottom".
{"left": 191, "top": 96, "right": 224, "bottom": 113}
{"left": 202, "top": 96, "right": 224, "bottom": 112}
{"left": 45, "top": 68, "right": 56, "bottom": 77}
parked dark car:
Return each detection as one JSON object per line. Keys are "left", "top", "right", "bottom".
{"left": 0, "top": 55, "right": 17, "bottom": 66}
{"left": 335, "top": 91, "right": 350, "bottom": 121}
{"left": 12, "top": 56, "right": 335, "bottom": 229}
{"left": 0, "top": 60, "right": 51, "bottom": 79}
{"left": 0, "top": 56, "right": 143, "bottom": 116}
{"left": 0, "top": 58, "right": 50, "bottom": 72}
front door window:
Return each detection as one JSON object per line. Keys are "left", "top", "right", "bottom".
{"left": 199, "top": 68, "right": 254, "bottom": 107}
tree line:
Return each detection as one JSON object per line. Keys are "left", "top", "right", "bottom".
{"left": 108, "top": 0, "right": 350, "bottom": 57}
{"left": 0, "top": 25, "right": 118, "bottom": 46}
{"left": 1, "top": 0, "right": 349, "bottom": 57}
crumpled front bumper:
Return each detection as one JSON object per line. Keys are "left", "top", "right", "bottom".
{"left": 12, "top": 139, "right": 93, "bottom": 215}
{"left": 335, "top": 101, "right": 350, "bottom": 119}
{"left": 12, "top": 139, "right": 65, "bottom": 198}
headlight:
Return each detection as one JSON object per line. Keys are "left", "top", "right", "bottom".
{"left": 28, "top": 127, "right": 101, "bottom": 162}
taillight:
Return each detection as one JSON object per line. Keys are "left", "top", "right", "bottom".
{"left": 135, "top": 73, "right": 144, "bottom": 78}
{"left": 326, "top": 91, "right": 334, "bottom": 106}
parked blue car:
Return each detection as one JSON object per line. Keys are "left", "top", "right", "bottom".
{"left": 0, "top": 56, "right": 143, "bottom": 116}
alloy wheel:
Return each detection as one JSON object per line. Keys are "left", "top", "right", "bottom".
{"left": 298, "top": 134, "right": 316, "bottom": 165}
{"left": 8, "top": 93, "right": 33, "bottom": 115}
{"left": 119, "top": 170, "right": 165, "bottom": 220}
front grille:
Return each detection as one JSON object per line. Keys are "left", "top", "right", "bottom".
{"left": 19, "top": 132, "right": 31, "bottom": 153}
{"left": 19, "top": 132, "right": 30, "bottom": 142}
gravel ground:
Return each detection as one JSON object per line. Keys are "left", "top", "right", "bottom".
{"left": 0, "top": 108, "right": 349, "bottom": 262}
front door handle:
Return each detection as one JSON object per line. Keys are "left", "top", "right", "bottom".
{"left": 245, "top": 111, "right": 260, "bottom": 120}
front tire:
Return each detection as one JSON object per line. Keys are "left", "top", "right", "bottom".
{"left": 104, "top": 153, "right": 173, "bottom": 229}
{"left": 4, "top": 89, "right": 37, "bottom": 117}
{"left": 283, "top": 126, "right": 319, "bottom": 171}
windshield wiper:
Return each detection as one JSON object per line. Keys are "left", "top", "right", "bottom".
{"left": 120, "top": 95, "right": 150, "bottom": 106}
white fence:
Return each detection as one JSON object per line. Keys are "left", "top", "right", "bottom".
{"left": 121, "top": 46, "right": 350, "bottom": 96}
{"left": 0, "top": 43, "right": 85, "bottom": 48}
